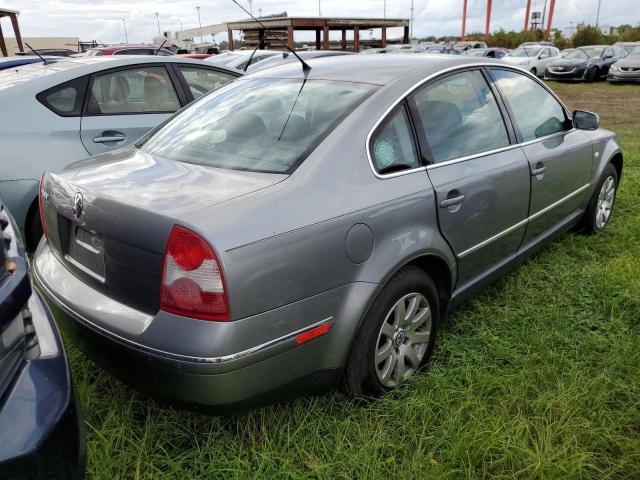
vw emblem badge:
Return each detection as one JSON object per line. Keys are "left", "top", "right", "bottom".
{"left": 71, "top": 192, "right": 83, "bottom": 219}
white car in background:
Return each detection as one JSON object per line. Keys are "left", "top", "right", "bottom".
{"left": 0, "top": 56, "right": 240, "bottom": 250}
{"left": 503, "top": 45, "right": 560, "bottom": 77}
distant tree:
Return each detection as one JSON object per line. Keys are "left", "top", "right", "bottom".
{"left": 572, "top": 23, "right": 605, "bottom": 46}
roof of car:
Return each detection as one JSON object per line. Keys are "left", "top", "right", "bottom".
{"left": 248, "top": 54, "right": 498, "bottom": 86}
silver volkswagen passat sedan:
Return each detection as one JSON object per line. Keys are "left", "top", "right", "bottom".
{"left": 33, "top": 55, "right": 622, "bottom": 410}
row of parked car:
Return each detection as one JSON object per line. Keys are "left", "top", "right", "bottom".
{"left": 0, "top": 44, "right": 625, "bottom": 478}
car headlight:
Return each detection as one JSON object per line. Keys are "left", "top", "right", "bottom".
{"left": 610, "top": 65, "right": 620, "bottom": 72}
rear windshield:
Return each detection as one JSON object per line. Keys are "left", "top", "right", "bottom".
{"left": 140, "top": 78, "right": 377, "bottom": 174}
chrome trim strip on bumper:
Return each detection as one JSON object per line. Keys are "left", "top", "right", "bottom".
{"left": 458, "top": 183, "right": 591, "bottom": 258}
{"left": 33, "top": 266, "right": 333, "bottom": 366}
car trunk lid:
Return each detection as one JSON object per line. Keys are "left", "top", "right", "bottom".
{"left": 41, "top": 149, "right": 286, "bottom": 315}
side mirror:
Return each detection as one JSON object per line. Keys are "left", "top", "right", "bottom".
{"left": 573, "top": 110, "right": 599, "bottom": 130}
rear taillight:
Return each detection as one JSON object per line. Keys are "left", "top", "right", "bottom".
{"left": 160, "top": 225, "right": 229, "bottom": 321}
{"left": 39, "top": 173, "right": 48, "bottom": 240}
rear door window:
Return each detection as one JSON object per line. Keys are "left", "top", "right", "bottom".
{"left": 86, "top": 66, "right": 181, "bottom": 115}
{"left": 411, "top": 69, "right": 510, "bottom": 163}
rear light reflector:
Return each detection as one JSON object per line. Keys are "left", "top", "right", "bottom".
{"left": 295, "top": 321, "right": 333, "bottom": 345}
{"left": 39, "top": 173, "right": 48, "bottom": 240}
{"left": 160, "top": 225, "right": 229, "bottom": 321}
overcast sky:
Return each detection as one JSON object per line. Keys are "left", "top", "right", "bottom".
{"left": 0, "top": 0, "right": 637, "bottom": 44}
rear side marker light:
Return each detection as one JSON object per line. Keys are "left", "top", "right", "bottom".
{"left": 160, "top": 225, "right": 229, "bottom": 321}
{"left": 295, "top": 321, "right": 333, "bottom": 345}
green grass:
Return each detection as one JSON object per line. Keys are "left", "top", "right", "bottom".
{"left": 65, "top": 81, "right": 640, "bottom": 479}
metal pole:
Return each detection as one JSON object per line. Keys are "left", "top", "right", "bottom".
{"left": 155, "top": 13, "right": 161, "bottom": 37}
{"left": 595, "top": 0, "right": 602, "bottom": 27}
{"left": 545, "top": 0, "right": 556, "bottom": 33}
{"left": 258, "top": 8, "right": 262, "bottom": 17}
{"left": 541, "top": 0, "right": 548, "bottom": 30}
{"left": 178, "top": 19, "right": 183, "bottom": 32}
{"left": 122, "top": 18, "right": 128, "bottom": 43}
{"left": 196, "top": 6, "right": 202, "bottom": 44}
{"left": 410, "top": 0, "right": 414, "bottom": 43}
{"left": 485, "top": 0, "right": 492, "bottom": 35}
{"left": 524, "top": 0, "right": 531, "bottom": 31}
{"left": 248, "top": 0, "right": 253, "bottom": 15}
{"left": 461, "top": 0, "right": 468, "bottom": 41}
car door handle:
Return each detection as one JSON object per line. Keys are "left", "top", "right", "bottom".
{"left": 440, "top": 194, "right": 465, "bottom": 208}
{"left": 93, "top": 133, "right": 126, "bottom": 143}
{"left": 531, "top": 163, "right": 546, "bottom": 176}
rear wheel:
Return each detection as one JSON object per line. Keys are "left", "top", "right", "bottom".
{"left": 579, "top": 163, "right": 618, "bottom": 235}
{"left": 343, "top": 267, "right": 439, "bottom": 399}
{"left": 586, "top": 67, "right": 598, "bottom": 83}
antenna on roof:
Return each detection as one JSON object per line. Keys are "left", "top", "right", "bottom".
{"left": 243, "top": 32, "right": 265, "bottom": 72}
{"left": 230, "top": 0, "right": 310, "bottom": 72}
{"left": 24, "top": 43, "right": 50, "bottom": 65}
{"left": 154, "top": 39, "right": 168, "bottom": 55}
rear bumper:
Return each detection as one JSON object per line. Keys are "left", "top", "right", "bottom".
{"left": 0, "top": 291, "right": 85, "bottom": 479}
{"left": 33, "top": 242, "right": 375, "bottom": 410}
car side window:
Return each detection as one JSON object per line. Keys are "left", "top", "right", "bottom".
{"left": 539, "top": 48, "right": 549, "bottom": 58}
{"left": 490, "top": 69, "right": 569, "bottom": 142}
{"left": 36, "top": 77, "right": 87, "bottom": 117}
{"left": 177, "top": 66, "right": 236, "bottom": 100}
{"left": 86, "top": 66, "right": 181, "bottom": 115}
{"left": 604, "top": 47, "right": 614, "bottom": 58}
{"left": 411, "top": 70, "right": 510, "bottom": 164}
{"left": 370, "top": 106, "right": 421, "bottom": 175}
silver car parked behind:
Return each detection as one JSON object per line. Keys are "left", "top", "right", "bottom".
{"left": 0, "top": 56, "right": 240, "bottom": 250}
{"left": 34, "top": 55, "right": 622, "bottom": 410}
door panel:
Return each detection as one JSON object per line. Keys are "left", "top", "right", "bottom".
{"left": 427, "top": 149, "right": 531, "bottom": 282}
{"left": 521, "top": 130, "right": 592, "bottom": 242}
{"left": 489, "top": 68, "right": 593, "bottom": 244}
{"left": 410, "top": 69, "right": 530, "bottom": 284}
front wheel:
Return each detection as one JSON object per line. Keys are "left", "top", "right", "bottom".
{"left": 342, "top": 267, "right": 439, "bottom": 399}
{"left": 579, "top": 163, "right": 618, "bottom": 235}
{"left": 530, "top": 67, "right": 537, "bottom": 77}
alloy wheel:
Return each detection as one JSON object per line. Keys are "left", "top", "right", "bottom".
{"left": 595, "top": 175, "right": 615, "bottom": 229}
{"left": 374, "top": 292, "right": 432, "bottom": 388}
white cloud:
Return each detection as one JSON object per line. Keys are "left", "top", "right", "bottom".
{"left": 0, "top": 0, "right": 637, "bottom": 44}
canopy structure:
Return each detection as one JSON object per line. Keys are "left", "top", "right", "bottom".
{"left": 225, "top": 17, "right": 410, "bottom": 52}
{"left": 0, "top": 8, "right": 23, "bottom": 57}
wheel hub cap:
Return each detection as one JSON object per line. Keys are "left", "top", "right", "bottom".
{"left": 595, "top": 175, "right": 615, "bottom": 229}
{"left": 374, "top": 292, "right": 432, "bottom": 389}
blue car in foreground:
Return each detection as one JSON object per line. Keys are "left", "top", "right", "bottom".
{"left": 0, "top": 198, "right": 85, "bottom": 479}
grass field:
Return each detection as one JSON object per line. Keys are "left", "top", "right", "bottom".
{"left": 65, "top": 81, "right": 640, "bottom": 479}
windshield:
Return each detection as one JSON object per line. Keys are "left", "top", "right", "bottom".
{"left": 581, "top": 47, "right": 604, "bottom": 58}
{"left": 141, "top": 78, "right": 377, "bottom": 174}
{"left": 563, "top": 49, "right": 590, "bottom": 61}
{"left": 626, "top": 48, "right": 640, "bottom": 59}
{"left": 465, "top": 49, "right": 486, "bottom": 57}
{"left": 511, "top": 47, "right": 541, "bottom": 57}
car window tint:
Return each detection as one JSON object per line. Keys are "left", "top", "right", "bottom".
{"left": 36, "top": 77, "right": 87, "bottom": 117}
{"left": 412, "top": 70, "right": 509, "bottom": 163}
{"left": 178, "top": 66, "right": 235, "bottom": 100}
{"left": 44, "top": 86, "right": 77, "bottom": 113}
{"left": 141, "top": 78, "right": 377, "bottom": 174}
{"left": 490, "top": 69, "right": 568, "bottom": 142}
{"left": 370, "top": 107, "right": 420, "bottom": 174}
{"left": 87, "top": 66, "right": 180, "bottom": 115}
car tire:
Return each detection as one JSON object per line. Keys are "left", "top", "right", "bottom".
{"left": 586, "top": 67, "right": 598, "bottom": 83}
{"left": 342, "top": 266, "right": 439, "bottom": 400}
{"left": 530, "top": 67, "right": 537, "bottom": 77}
{"left": 579, "top": 163, "right": 618, "bottom": 235}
